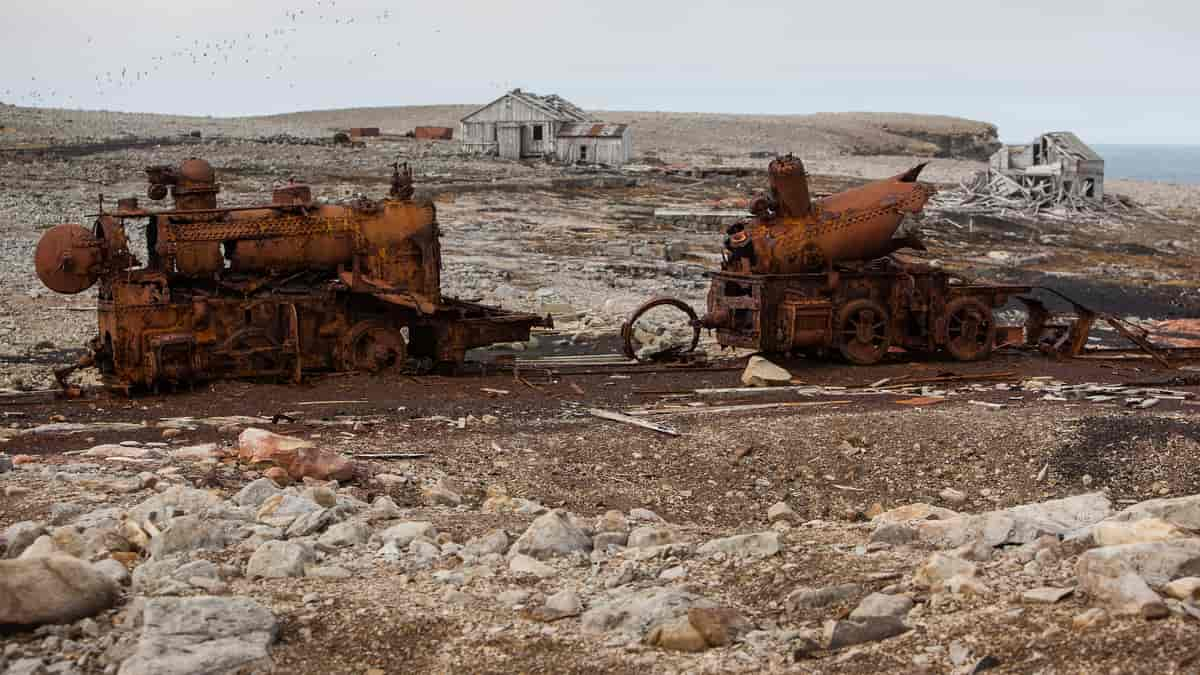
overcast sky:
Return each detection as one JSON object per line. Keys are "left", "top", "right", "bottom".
{"left": 3, "top": 0, "right": 1197, "bottom": 144}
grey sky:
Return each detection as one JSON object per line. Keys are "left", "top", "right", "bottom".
{"left": 4, "top": 0, "right": 1197, "bottom": 144}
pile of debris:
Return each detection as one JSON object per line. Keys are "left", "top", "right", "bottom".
{"left": 927, "top": 169, "right": 1169, "bottom": 224}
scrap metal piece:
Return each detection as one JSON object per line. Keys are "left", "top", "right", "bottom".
{"left": 620, "top": 297, "right": 701, "bottom": 361}
{"left": 35, "top": 224, "right": 102, "bottom": 294}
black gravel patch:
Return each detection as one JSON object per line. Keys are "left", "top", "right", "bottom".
{"left": 1051, "top": 415, "right": 1200, "bottom": 499}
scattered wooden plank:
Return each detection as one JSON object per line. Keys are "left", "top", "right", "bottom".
{"left": 633, "top": 400, "right": 851, "bottom": 417}
{"left": 895, "top": 397, "right": 946, "bottom": 406}
{"left": 589, "top": 408, "right": 680, "bottom": 436}
{"left": 875, "top": 371, "right": 1017, "bottom": 388}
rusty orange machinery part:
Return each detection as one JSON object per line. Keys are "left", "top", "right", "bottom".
{"left": 35, "top": 159, "right": 549, "bottom": 392}
{"left": 622, "top": 155, "right": 1048, "bottom": 365}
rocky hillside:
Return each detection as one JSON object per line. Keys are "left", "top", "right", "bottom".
{"left": 1, "top": 103, "right": 1000, "bottom": 161}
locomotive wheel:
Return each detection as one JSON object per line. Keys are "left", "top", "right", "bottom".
{"left": 339, "top": 321, "right": 407, "bottom": 372}
{"left": 836, "top": 299, "right": 892, "bottom": 365}
{"left": 225, "top": 329, "right": 282, "bottom": 375}
{"left": 943, "top": 297, "right": 996, "bottom": 361}
{"left": 620, "top": 297, "right": 701, "bottom": 361}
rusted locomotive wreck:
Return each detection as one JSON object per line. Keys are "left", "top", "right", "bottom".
{"left": 35, "top": 159, "right": 548, "bottom": 391}
{"left": 625, "top": 155, "right": 1035, "bottom": 364}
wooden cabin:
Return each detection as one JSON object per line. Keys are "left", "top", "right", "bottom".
{"left": 459, "top": 89, "right": 632, "bottom": 165}
{"left": 555, "top": 123, "right": 631, "bottom": 166}
{"left": 990, "top": 131, "right": 1105, "bottom": 203}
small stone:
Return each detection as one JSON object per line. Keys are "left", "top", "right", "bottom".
{"left": 509, "top": 553, "right": 556, "bottom": 579}
{"left": 644, "top": 615, "right": 708, "bottom": 652}
{"left": 1092, "top": 518, "right": 1185, "bottom": 547}
{"left": 421, "top": 478, "right": 463, "bottom": 507}
{"left": 246, "top": 540, "right": 313, "bottom": 578}
{"left": 462, "top": 529, "right": 509, "bottom": 558}
{"left": 595, "top": 510, "right": 628, "bottom": 533}
{"left": 939, "top": 488, "right": 968, "bottom": 505}
{"left": 497, "top": 589, "right": 532, "bottom": 606}
{"left": 318, "top": 521, "right": 371, "bottom": 548}
{"left": 628, "top": 526, "right": 674, "bottom": 549}
{"left": 1072, "top": 607, "right": 1109, "bottom": 630}
{"left": 375, "top": 473, "right": 405, "bottom": 488}
{"left": 824, "top": 617, "right": 908, "bottom": 649}
{"left": 443, "top": 589, "right": 471, "bottom": 605}
{"left": 686, "top": 607, "right": 751, "bottom": 647}
{"left": 914, "top": 553, "right": 977, "bottom": 592}
{"left": 1164, "top": 577, "right": 1200, "bottom": 601}
{"left": 850, "top": 592, "right": 913, "bottom": 619}
{"left": 696, "top": 531, "right": 780, "bottom": 559}
{"left": 508, "top": 510, "right": 591, "bottom": 560}
{"left": 376, "top": 521, "right": 437, "bottom": 548}
{"left": 593, "top": 531, "right": 628, "bottom": 549}
{"left": 741, "top": 356, "right": 793, "bottom": 387}
{"left": 628, "top": 508, "right": 663, "bottom": 522}
{"left": 538, "top": 588, "right": 583, "bottom": 620}
{"left": 786, "top": 584, "right": 861, "bottom": 611}
{"left": 161, "top": 428, "right": 182, "bottom": 439}
{"left": 433, "top": 570, "right": 465, "bottom": 586}
{"left": 658, "top": 565, "right": 687, "bottom": 581}
{"left": 767, "top": 502, "right": 797, "bottom": 523}
{"left": 366, "top": 496, "right": 404, "bottom": 522}
{"left": 0, "top": 556, "right": 120, "bottom": 625}
{"left": 117, "top": 596, "right": 277, "bottom": 675}
{"left": 92, "top": 558, "right": 131, "bottom": 586}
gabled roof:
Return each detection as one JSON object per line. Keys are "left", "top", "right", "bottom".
{"left": 1041, "top": 131, "right": 1103, "bottom": 162}
{"left": 461, "top": 89, "right": 591, "bottom": 123}
{"left": 557, "top": 122, "right": 628, "bottom": 138}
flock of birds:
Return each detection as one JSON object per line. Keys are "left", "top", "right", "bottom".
{"left": 3, "top": 1, "right": 447, "bottom": 110}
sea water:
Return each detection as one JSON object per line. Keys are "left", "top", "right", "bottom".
{"left": 1092, "top": 144, "right": 1200, "bottom": 185}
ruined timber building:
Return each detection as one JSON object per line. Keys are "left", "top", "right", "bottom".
{"left": 989, "top": 131, "right": 1105, "bottom": 203}
{"left": 459, "top": 89, "right": 632, "bottom": 166}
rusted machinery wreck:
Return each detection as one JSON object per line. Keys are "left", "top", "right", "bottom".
{"left": 35, "top": 159, "right": 548, "bottom": 392}
{"left": 623, "top": 154, "right": 1173, "bottom": 366}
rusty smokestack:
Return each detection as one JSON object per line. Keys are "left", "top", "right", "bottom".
{"left": 768, "top": 154, "right": 812, "bottom": 218}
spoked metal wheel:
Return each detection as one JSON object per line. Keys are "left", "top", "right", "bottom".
{"left": 621, "top": 297, "right": 701, "bottom": 361}
{"left": 224, "top": 328, "right": 282, "bottom": 375}
{"left": 836, "top": 299, "right": 892, "bottom": 365}
{"left": 338, "top": 321, "right": 407, "bottom": 372}
{"left": 943, "top": 297, "right": 996, "bottom": 361}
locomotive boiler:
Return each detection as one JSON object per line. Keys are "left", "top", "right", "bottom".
{"left": 35, "top": 158, "right": 548, "bottom": 391}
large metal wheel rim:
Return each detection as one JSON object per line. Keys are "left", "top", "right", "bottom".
{"left": 944, "top": 298, "right": 996, "bottom": 361}
{"left": 340, "top": 322, "right": 406, "bottom": 372}
{"left": 837, "top": 299, "right": 891, "bottom": 365}
{"left": 621, "top": 297, "right": 701, "bottom": 361}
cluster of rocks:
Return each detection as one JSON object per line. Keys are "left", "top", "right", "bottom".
{"left": 7, "top": 416, "right": 1200, "bottom": 673}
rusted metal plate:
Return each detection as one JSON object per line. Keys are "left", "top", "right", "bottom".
{"left": 36, "top": 158, "right": 547, "bottom": 392}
